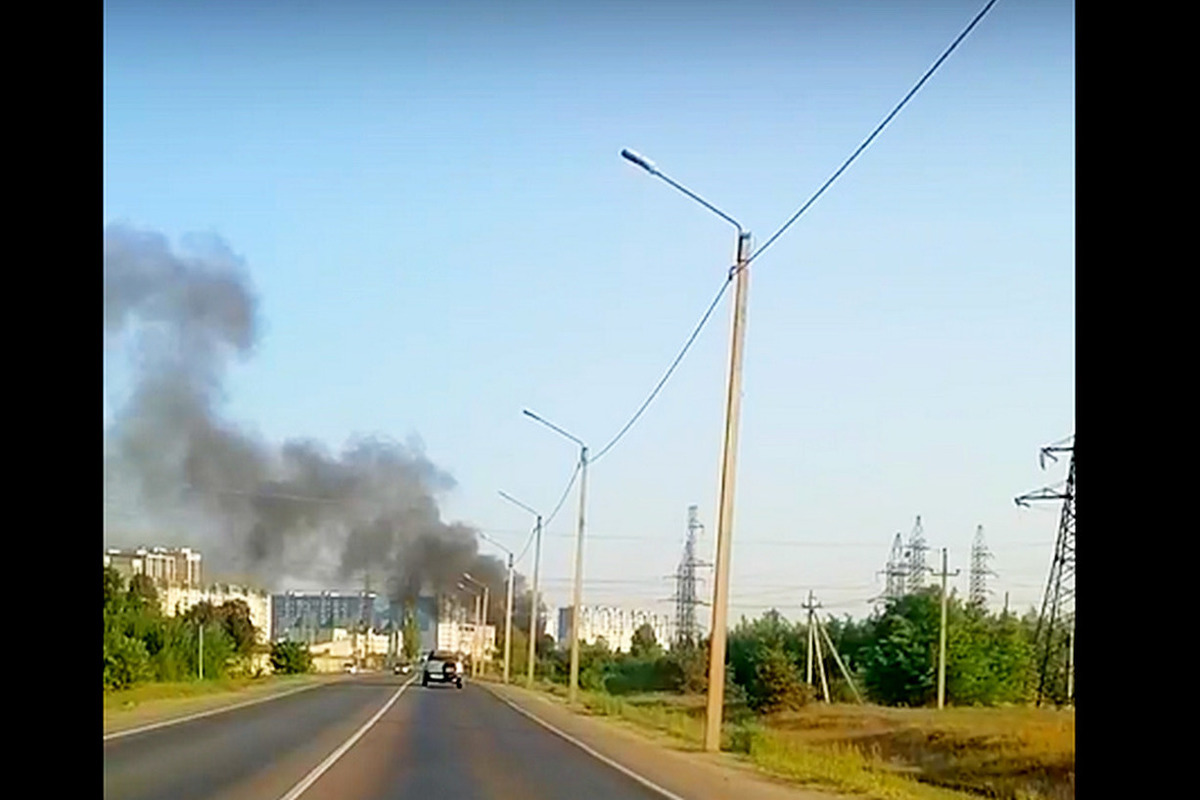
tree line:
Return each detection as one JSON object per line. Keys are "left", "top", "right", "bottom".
{"left": 103, "top": 565, "right": 301, "bottom": 690}
{"left": 524, "top": 587, "right": 1064, "bottom": 710}
{"left": 106, "top": 561, "right": 1063, "bottom": 708}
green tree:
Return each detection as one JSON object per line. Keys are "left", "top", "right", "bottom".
{"left": 104, "top": 566, "right": 126, "bottom": 614}
{"left": 271, "top": 639, "right": 313, "bottom": 674}
{"left": 177, "top": 603, "right": 237, "bottom": 680}
{"left": 104, "top": 632, "right": 151, "bottom": 690}
{"left": 662, "top": 640, "right": 708, "bottom": 694}
{"left": 147, "top": 617, "right": 194, "bottom": 682}
{"left": 577, "top": 638, "right": 614, "bottom": 690}
{"left": 629, "top": 623, "right": 662, "bottom": 659}
{"left": 126, "top": 573, "right": 160, "bottom": 615}
{"left": 728, "top": 609, "right": 804, "bottom": 696}
{"left": 748, "top": 643, "right": 811, "bottom": 713}
{"left": 402, "top": 604, "right": 421, "bottom": 660}
{"left": 216, "top": 600, "right": 258, "bottom": 658}
{"left": 507, "top": 627, "right": 531, "bottom": 677}
{"left": 182, "top": 600, "right": 218, "bottom": 625}
{"left": 862, "top": 591, "right": 940, "bottom": 706}
{"left": 946, "top": 604, "right": 1034, "bottom": 706}
{"left": 824, "top": 613, "right": 875, "bottom": 678}
{"left": 198, "top": 622, "right": 236, "bottom": 679}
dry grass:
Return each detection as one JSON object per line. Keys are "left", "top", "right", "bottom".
{"left": 524, "top": 682, "right": 1073, "bottom": 800}
{"left": 765, "top": 704, "right": 1074, "bottom": 800}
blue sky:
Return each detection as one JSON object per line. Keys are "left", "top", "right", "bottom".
{"left": 103, "top": 0, "right": 1074, "bottom": 623}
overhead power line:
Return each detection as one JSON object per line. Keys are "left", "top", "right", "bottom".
{"left": 747, "top": 0, "right": 1002, "bottom": 266}
{"left": 535, "top": 532, "right": 1049, "bottom": 549}
{"left": 591, "top": 276, "right": 734, "bottom": 464}
{"left": 516, "top": 460, "right": 582, "bottom": 564}
{"left": 544, "top": 460, "right": 582, "bottom": 529}
{"left": 551, "top": 2, "right": 1001, "bottom": 473}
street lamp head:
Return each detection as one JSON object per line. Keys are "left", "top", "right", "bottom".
{"left": 523, "top": 408, "right": 586, "bottom": 448}
{"left": 499, "top": 490, "right": 541, "bottom": 518}
{"left": 621, "top": 148, "right": 658, "bottom": 174}
{"left": 620, "top": 148, "right": 743, "bottom": 235}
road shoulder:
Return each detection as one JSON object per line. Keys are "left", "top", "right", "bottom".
{"left": 481, "top": 682, "right": 849, "bottom": 800}
{"left": 103, "top": 673, "right": 350, "bottom": 736}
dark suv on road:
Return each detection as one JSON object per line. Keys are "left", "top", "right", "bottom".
{"left": 422, "top": 650, "right": 464, "bottom": 688}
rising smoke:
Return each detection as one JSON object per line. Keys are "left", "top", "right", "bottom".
{"left": 103, "top": 224, "right": 515, "bottom": 611}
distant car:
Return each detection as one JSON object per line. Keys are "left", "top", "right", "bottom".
{"left": 393, "top": 663, "right": 412, "bottom": 675}
{"left": 422, "top": 650, "right": 463, "bottom": 688}
{"left": 344, "top": 662, "right": 359, "bottom": 674}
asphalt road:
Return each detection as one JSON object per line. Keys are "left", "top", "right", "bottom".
{"left": 104, "top": 675, "right": 671, "bottom": 800}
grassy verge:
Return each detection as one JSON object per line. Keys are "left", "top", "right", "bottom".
{"left": 513, "top": 681, "right": 1072, "bottom": 800}
{"left": 764, "top": 704, "right": 1074, "bottom": 800}
{"left": 103, "top": 673, "right": 335, "bottom": 730}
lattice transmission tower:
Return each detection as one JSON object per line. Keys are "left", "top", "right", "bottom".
{"left": 673, "top": 505, "right": 708, "bottom": 647}
{"left": 968, "top": 524, "right": 995, "bottom": 609}
{"left": 906, "top": 516, "right": 929, "bottom": 591}
{"left": 1016, "top": 435, "right": 1075, "bottom": 707}
{"left": 882, "top": 532, "right": 909, "bottom": 601}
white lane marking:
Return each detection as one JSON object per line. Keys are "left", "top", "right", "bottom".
{"left": 485, "top": 686, "right": 690, "bottom": 800}
{"left": 104, "top": 679, "right": 341, "bottom": 742}
{"left": 275, "top": 675, "right": 417, "bottom": 800}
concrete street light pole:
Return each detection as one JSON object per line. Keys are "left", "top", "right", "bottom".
{"left": 498, "top": 491, "right": 545, "bottom": 688}
{"left": 621, "top": 148, "right": 750, "bottom": 753}
{"left": 462, "top": 574, "right": 488, "bottom": 677}
{"left": 503, "top": 555, "right": 513, "bottom": 682}
{"left": 523, "top": 409, "right": 588, "bottom": 706}
{"left": 477, "top": 533, "right": 517, "bottom": 684}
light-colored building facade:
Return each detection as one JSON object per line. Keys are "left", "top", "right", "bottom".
{"left": 434, "top": 620, "right": 495, "bottom": 661}
{"left": 105, "top": 546, "right": 202, "bottom": 587}
{"left": 160, "top": 583, "right": 273, "bottom": 644}
{"left": 412, "top": 593, "right": 495, "bottom": 663}
{"left": 307, "top": 628, "right": 394, "bottom": 672}
{"left": 557, "top": 605, "right": 672, "bottom": 653}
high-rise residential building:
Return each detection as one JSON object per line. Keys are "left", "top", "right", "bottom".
{"left": 410, "top": 593, "right": 495, "bottom": 663}
{"left": 271, "top": 591, "right": 383, "bottom": 640}
{"left": 162, "top": 583, "right": 273, "bottom": 643}
{"left": 104, "top": 546, "right": 202, "bottom": 587}
{"left": 557, "top": 605, "right": 672, "bottom": 653}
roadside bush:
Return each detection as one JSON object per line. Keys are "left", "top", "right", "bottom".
{"left": 579, "top": 661, "right": 609, "bottom": 691}
{"left": 725, "top": 719, "right": 766, "bottom": 754}
{"left": 104, "top": 633, "right": 152, "bottom": 690}
{"left": 605, "top": 653, "right": 695, "bottom": 695}
{"left": 604, "top": 658, "right": 657, "bottom": 694}
{"left": 270, "top": 639, "right": 313, "bottom": 674}
{"left": 724, "top": 670, "right": 749, "bottom": 709}
{"left": 662, "top": 643, "right": 708, "bottom": 694}
{"left": 748, "top": 644, "right": 811, "bottom": 714}
{"left": 574, "top": 639, "right": 615, "bottom": 690}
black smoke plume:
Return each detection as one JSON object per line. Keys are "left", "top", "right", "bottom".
{"left": 103, "top": 224, "right": 517, "bottom": 615}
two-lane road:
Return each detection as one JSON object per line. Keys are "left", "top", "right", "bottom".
{"left": 104, "top": 676, "right": 672, "bottom": 800}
